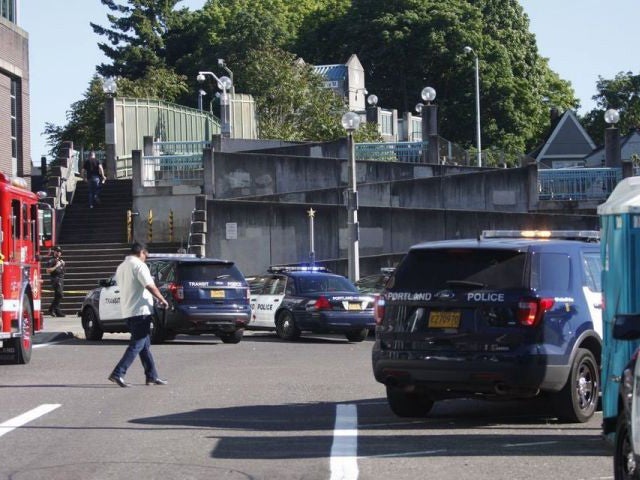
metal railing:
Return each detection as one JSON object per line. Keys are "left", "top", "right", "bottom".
{"left": 142, "top": 154, "right": 203, "bottom": 187}
{"left": 152, "top": 140, "right": 211, "bottom": 156}
{"left": 538, "top": 168, "right": 622, "bottom": 201}
{"left": 356, "top": 141, "right": 426, "bottom": 163}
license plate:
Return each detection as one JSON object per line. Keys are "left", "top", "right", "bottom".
{"left": 210, "top": 290, "right": 225, "bottom": 299}
{"left": 347, "top": 303, "right": 361, "bottom": 311}
{"left": 428, "top": 311, "right": 460, "bottom": 328}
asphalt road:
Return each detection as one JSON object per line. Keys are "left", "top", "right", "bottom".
{"left": 0, "top": 321, "right": 614, "bottom": 480}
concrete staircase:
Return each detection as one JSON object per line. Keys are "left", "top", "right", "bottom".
{"left": 41, "top": 178, "right": 180, "bottom": 316}
{"left": 59, "top": 178, "right": 132, "bottom": 244}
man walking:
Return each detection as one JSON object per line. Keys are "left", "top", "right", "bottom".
{"left": 81, "top": 150, "right": 106, "bottom": 208}
{"left": 108, "top": 242, "right": 169, "bottom": 387}
{"left": 46, "top": 246, "right": 65, "bottom": 317}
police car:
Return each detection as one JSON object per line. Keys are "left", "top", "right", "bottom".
{"left": 355, "top": 267, "right": 395, "bottom": 294}
{"left": 372, "top": 230, "right": 602, "bottom": 422}
{"left": 79, "top": 254, "right": 251, "bottom": 344}
{"left": 247, "top": 266, "right": 376, "bottom": 342}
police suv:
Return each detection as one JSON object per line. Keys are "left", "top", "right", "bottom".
{"left": 79, "top": 254, "right": 251, "bottom": 344}
{"left": 248, "top": 266, "right": 376, "bottom": 342}
{"left": 372, "top": 230, "right": 602, "bottom": 423}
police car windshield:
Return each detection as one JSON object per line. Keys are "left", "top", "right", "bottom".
{"left": 394, "top": 248, "right": 526, "bottom": 291}
{"left": 298, "top": 275, "right": 358, "bottom": 294}
{"left": 177, "top": 264, "right": 245, "bottom": 283}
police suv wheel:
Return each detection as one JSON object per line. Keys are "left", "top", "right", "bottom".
{"left": 386, "top": 386, "right": 434, "bottom": 418}
{"left": 82, "top": 308, "right": 103, "bottom": 341}
{"left": 555, "top": 348, "right": 599, "bottom": 423}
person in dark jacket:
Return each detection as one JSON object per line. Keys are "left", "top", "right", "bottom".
{"left": 81, "top": 151, "right": 106, "bottom": 208}
{"left": 46, "top": 246, "right": 65, "bottom": 317}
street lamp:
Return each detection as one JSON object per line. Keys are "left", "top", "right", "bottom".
{"left": 197, "top": 71, "right": 233, "bottom": 137}
{"left": 197, "top": 89, "right": 207, "bottom": 111}
{"left": 102, "top": 77, "right": 118, "bottom": 179}
{"left": 341, "top": 111, "right": 361, "bottom": 282}
{"left": 464, "top": 46, "right": 482, "bottom": 167}
{"left": 218, "top": 58, "right": 235, "bottom": 95}
{"left": 604, "top": 108, "right": 621, "bottom": 169}
{"left": 419, "top": 87, "right": 439, "bottom": 163}
{"left": 366, "top": 94, "right": 378, "bottom": 124}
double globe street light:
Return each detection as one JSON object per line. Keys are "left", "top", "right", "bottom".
{"left": 197, "top": 71, "right": 233, "bottom": 137}
{"left": 464, "top": 46, "right": 482, "bottom": 167}
{"left": 341, "top": 111, "right": 361, "bottom": 282}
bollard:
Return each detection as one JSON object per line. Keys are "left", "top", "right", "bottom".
{"left": 169, "top": 210, "right": 174, "bottom": 243}
{"left": 148, "top": 209, "right": 153, "bottom": 243}
{"left": 127, "top": 210, "right": 133, "bottom": 243}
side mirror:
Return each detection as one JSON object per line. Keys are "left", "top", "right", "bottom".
{"left": 613, "top": 314, "right": 640, "bottom": 340}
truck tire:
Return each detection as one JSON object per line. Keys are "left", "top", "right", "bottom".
{"left": 12, "top": 295, "right": 33, "bottom": 364}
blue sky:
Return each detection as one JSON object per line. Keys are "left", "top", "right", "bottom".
{"left": 20, "top": 0, "right": 640, "bottom": 163}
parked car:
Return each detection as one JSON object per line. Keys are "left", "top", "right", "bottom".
{"left": 247, "top": 266, "right": 375, "bottom": 341}
{"left": 355, "top": 268, "right": 395, "bottom": 294}
{"left": 372, "top": 230, "right": 602, "bottom": 422}
{"left": 609, "top": 314, "right": 640, "bottom": 479}
{"left": 79, "top": 254, "right": 250, "bottom": 344}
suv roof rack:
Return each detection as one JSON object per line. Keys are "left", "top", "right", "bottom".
{"left": 268, "top": 265, "right": 330, "bottom": 273}
{"left": 481, "top": 230, "right": 600, "bottom": 242}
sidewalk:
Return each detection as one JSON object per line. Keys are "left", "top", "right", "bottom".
{"left": 34, "top": 313, "right": 84, "bottom": 344}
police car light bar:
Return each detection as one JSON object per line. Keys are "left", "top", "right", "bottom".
{"left": 481, "top": 230, "right": 600, "bottom": 241}
{"left": 268, "top": 265, "right": 329, "bottom": 273}
{"left": 147, "top": 253, "right": 197, "bottom": 258}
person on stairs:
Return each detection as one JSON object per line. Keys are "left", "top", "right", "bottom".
{"left": 82, "top": 150, "right": 106, "bottom": 208}
{"left": 46, "top": 246, "right": 65, "bottom": 317}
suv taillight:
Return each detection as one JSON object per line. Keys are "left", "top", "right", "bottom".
{"left": 517, "top": 297, "right": 554, "bottom": 326}
{"left": 314, "top": 296, "right": 331, "bottom": 310}
{"left": 168, "top": 282, "right": 184, "bottom": 301}
{"left": 374, "top": 295, "right": 385, "bottom": 325}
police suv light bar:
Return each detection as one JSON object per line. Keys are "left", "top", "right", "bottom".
{"left": 481, "top": 230, "right": 600, "bottom": 241}
{"left": 147, "top": 253, "right": 197, "bottom": 258}
{"left": 268, "top": 265, "right": 329, "bottom": 273}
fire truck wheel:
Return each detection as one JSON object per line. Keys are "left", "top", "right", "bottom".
{"left": 82, "top": 308, "right": 104, "bottom": 341}
{"left": 12, "top": 295, "right": 33, "bottom": 364}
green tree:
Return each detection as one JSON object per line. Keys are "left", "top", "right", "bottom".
{"left": 44, "top": 76, "right": 107, "bottom": 155}
{"left": 581, "top": 71, "right": 640, "bottom": 144}
{"left": 296, "top": 0, "right": 577, "bottom": 157}
{"left": 91, "top": 0, "right": 181, "bottom": 79}
{"left": 238, "top": 48, "right": 348, "bottom": 141}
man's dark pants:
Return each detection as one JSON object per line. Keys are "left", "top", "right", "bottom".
{"left": 49, "top": 278, "right": 64, "bottom": 314}
{"left": 111, "top": 315, "right": 159, "bottom": 381}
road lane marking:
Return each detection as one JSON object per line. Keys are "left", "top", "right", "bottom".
{"left": 330, "top": 403, "right": 358, "bottom": 480}
{"left": 0, "top": 404, "right": 61, "bottom": 438}
{"left": 503, "top": 440, "right": 558, "bottom": 447}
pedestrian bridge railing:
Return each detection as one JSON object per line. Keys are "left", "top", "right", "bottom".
{"left": 142, "top": 154, "right": 203, "bottom": 187}
{"left": 538, "top": 168, "right": 622, "bottom": 201}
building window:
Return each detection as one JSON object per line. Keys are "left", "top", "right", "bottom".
{"left": 10, "top": 78, "right": 18, "bottom": 175}
{"left": 0, "top": 0, "right": 16, "bottom": 22}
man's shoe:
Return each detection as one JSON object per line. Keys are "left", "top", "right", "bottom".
{"left": 108, "top": 374, "right": 131, "bottom": 388}
{"left": 146, "top": 378, "right": 168, "bottom": 386}
{"left": 54, "top": 311, "right": 66, "bottom": 318}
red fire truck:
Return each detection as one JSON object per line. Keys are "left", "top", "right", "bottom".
{"left": 0, "top": 172, "right": 55, "bottom": 364}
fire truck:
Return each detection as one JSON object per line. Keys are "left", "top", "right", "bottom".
{"left": 0, "top": 172, "right": 55, "bottom": 364}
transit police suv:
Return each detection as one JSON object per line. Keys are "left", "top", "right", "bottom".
{"left": 248, "top": 266, "right": 375, "bottom": 341}
{"left": 372, "top": 230, "right": 602, "bottom": 423}
{"left": 79, "top": 254, "right": 251, "bottom": 344}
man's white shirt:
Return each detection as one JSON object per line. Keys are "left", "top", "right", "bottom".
{"left": 115, "top": 255, "right": 155, "bottom": 318}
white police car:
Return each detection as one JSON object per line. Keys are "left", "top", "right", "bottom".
{"left": 247, "top": 266, "right": 376, "bottom": 342}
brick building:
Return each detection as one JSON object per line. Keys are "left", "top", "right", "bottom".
{"left": 0, "top": 0, "right": 30, "bottom": 181}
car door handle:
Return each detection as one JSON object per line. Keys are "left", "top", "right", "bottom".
{"left": 114, "top": 290, "right": 120, "bottom": 294}
{"left": 594, "top": 303, "right": 603, "bottom": 309}
{"left": 273, "top": 298, "right": 280, "bottom": 302}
